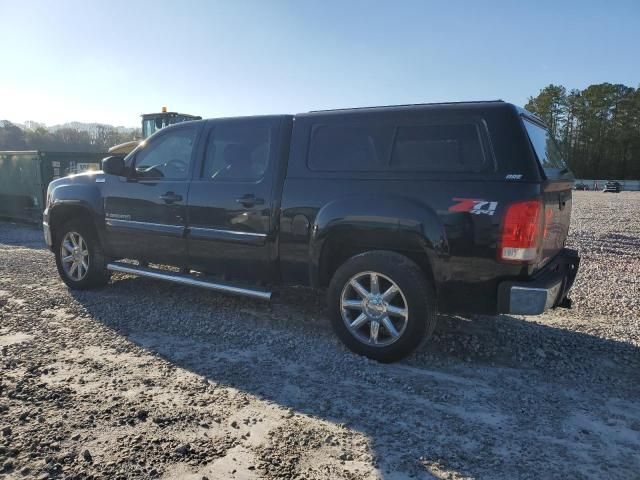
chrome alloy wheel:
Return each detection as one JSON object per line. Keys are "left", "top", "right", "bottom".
{"left": 340, "top": 271, "right": 409, "bottom": 347}
{"left": 60, "top": 231, "right": 89, "bottom": 281}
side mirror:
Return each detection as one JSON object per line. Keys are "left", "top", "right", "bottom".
{"left": 102, "top": 156, "right": 125, "bottom": 176}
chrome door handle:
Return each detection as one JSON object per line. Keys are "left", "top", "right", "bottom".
{"left": 160, "top": 192, "right": 183, "bottom": 203}
{"left": 236, "top": 195, "right": 264, "bottom": 208}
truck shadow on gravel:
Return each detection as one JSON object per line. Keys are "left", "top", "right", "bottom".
{"left": 69, "top": 275, "right": 640, "bottom": 479}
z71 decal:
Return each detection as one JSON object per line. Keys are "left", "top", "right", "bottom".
{"left": 449, "top": 198, "right": 498, "bottom": 216}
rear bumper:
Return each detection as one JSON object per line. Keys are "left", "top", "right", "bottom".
{"left": 497, "top": 248, "right": 580, "bottom": 315}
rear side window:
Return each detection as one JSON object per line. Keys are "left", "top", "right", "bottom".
{"left": 201, "top": 120, "right": 273, "bottom": 181}
{"left": 522, "top": 118, "right": 568, "bottom": 173}
{"left": 307, "top": 125, "right": 393, "bottom": 171}
{"left": 307, "top": 122, "right": 488, "bottom": 173}
{"left": 391, "top": 124, "right": 485, "bottom": 172}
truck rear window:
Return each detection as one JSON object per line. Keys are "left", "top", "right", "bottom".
{"left": 522, "top": 118, "right": 568, "bottom": 173}
{"left": 307, "top": 123, "right": 487, "bottom": 173}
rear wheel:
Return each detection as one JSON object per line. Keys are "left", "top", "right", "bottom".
{"left": 54, "top": 220, "right": 110, "bottom": 289}
{"left": 328, "top": 251, "right": 437, "bottom": 362}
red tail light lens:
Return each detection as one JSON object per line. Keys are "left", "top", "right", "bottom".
{"left": 499, "top": 199, "right": 543, "bottom": 263}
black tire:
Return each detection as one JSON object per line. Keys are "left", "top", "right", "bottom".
{"left": 54, "top": 220, "right": 110, "bottom": 290}
{"left": 327, "top": 251, "right": 437, "bottom": 362}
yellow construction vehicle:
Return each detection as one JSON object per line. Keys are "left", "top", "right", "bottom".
{"left": 108, "top": 107, "right": 201, "bottom": 154}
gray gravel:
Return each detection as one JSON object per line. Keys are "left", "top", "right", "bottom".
{"left": 1, "top": 191, "right": 639, "bottom": 480}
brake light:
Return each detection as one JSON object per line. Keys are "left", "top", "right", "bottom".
{"left": 499, "top": 199, "right": 543, "bottom": 263}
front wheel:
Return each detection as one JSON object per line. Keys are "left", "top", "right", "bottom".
{"left": 54, "top": 220, "right": 110, "bottom": 289}
{"left": 328, "top": 251, "right": 437, "bottom": 362}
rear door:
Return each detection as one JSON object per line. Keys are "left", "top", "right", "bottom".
{"left": 185, "top": 116, "right": 285, "bottom": 282}
{"left": 522, "top": 117, "right": 573, "bottom": 265}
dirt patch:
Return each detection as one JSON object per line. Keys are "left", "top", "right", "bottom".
{"left": 0, "top": 192, "right": 639, "bottom": 479}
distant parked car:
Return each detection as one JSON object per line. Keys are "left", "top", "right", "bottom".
{"left": 603, "top": 181, "right": 621, "bottom": 193}
{"left": 574, "top": 183, "right": 588, "bottom": 191}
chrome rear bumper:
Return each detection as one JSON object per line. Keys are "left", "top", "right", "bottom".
{"left": 498, "top": 248, "right": 580, "bottom": 315}
{"left": 507, "top": 282, "right": 563, "bottom": 315}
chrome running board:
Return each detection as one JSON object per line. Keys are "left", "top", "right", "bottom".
{"left": 106, "top": 262, "right": 272, "bottom": 301}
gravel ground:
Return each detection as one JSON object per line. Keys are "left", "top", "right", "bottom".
{"left": 0, "top": 191, "right": 639, "bottom": 480}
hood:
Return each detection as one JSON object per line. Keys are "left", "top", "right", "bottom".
{"left": 108, "top": 140, "right": 140, "bottom": 155}
{"left": 49, "top": 170, "right": 105, "bottom": 189}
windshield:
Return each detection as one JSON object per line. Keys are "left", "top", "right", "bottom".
{"left": 522, "top": 118, "right": 570, "bottom": 175}
{"left": 142, "top": 119, "right": 157, "bottom": 138}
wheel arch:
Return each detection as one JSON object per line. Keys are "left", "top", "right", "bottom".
{"left": 47, "top": 179, "right": 105, "bottom": 245}
{"left": 310, "top": 195, "right": 448, "bottom": 290}
{"left": 49, "top": 202, "right": 102, "bottom": 246}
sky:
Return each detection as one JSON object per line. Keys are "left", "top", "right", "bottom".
{"left": 0, "top": 0, "right": 638, "bottom": 128}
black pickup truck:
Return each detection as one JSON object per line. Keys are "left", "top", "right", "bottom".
{"left": 43, "top": 101, "right": 579, "bottom": 361}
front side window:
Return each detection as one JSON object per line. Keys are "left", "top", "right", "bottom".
{"left": 201, "top": 120, "right": 273, "bottom": 181}
{"left": 134, "top": 127, "right": 197, "bottom": 180}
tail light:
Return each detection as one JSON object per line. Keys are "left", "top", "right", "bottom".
{"left": 499, "top": 199, "right": 544, "bottom": 263}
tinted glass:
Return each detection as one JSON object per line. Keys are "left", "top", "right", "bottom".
{"left": 523, "top": 118, "right": 568, "bottom": 172}
{"left": 391, "top": 124, "right": 485, "bottom": 172}
{"left": 134, "top": 127, "right": 196, "bottom": 179}
{"left": 308, "top": 125, "right": 394, "bottom": 171}
{"left": 202, "top": 120, "right": 273, "bottom": 181}
{"left": 307, "top": 122, "right": 487, "bottom": 173}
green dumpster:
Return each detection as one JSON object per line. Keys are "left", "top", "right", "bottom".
{"left": 0, "top": 151, "right": 107, "bottom": 223}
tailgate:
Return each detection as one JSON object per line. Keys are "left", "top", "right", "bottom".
{"left": 521, "top": 117, "right": 573, "bottom": 268}
{"left": 540, "top": 180, "right": 572, "bottom": 265}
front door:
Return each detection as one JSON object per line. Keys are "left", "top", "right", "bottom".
{"left": 102, "top": 123, "right": 202, "bottom": 266}
{"left": 186, "top": 117, "right": 283, "bottom": 282}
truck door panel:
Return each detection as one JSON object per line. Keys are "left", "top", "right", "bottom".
{"left": 186, "top": 117, "right": 282, "bottom": 282}
{"left": 102, "top": 124, "right": 201, "bottom": 265}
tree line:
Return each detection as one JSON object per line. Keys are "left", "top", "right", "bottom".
{"left": 2, "top": 83, "right": 639, "bottom": 178}
{"left": 525, "top": 83, "right": 640, "bottom": 179}
{"left": 0, "top": 121, "right": 140, "bottom": 153}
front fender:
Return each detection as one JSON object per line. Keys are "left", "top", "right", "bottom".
{"left": 46, "top": 174, "right": 105, "bottom": 241}
{"left": 49, "top": 182, "right": 103, "bottom": 214}
{"left": 309, "top": 194, "right": 449, "bottom": 286}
